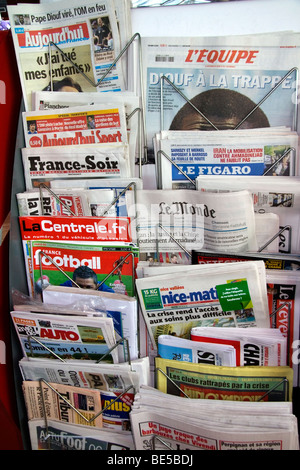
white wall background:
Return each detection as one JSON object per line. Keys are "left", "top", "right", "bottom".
{"left": 131, "top": 0, "right": 300, "bottom": 37}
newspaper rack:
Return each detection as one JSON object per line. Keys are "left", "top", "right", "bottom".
{"left": 36, "top": 378, "right": 135, "bottom": 450}
{"left": 48, "top": 33, "right": 148, "bottom": 168}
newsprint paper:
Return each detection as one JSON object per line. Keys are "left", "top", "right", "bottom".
{"left": 127, "top": 189, "right": 258, "bottom": 254}
{"left": 7, "top": 0, "right": 125, "bottom": 111}
{"left": 135, "top": 261, "right": 270, "bottom": 350}
{"left": 142, "top": 33, "right": 300, "bottom": 159}
{"left": 130, "top": 385, "right": 298, "bottom": 450}
{"left": 28, "top": 419, "right": 134, "bottom": 450}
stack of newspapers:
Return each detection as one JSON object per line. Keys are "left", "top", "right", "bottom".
{"left": 130, "top": 386, "right": 299, "bottom": 450}
{"left": 12, "top": 288, "right": 150, "bottom": 450}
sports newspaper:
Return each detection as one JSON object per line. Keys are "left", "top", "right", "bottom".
{"left": 28, "top": 419, "right": 134, "bottom": 450}
{"left": 22, "top": 104, "right": 128, "bottom": 149}
{"left": 142, "top": 33, "right": 300, "bottom": 159}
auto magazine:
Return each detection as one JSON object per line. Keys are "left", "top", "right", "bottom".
{"left": 10, "top": 310, "right": 118, "bottom": 363}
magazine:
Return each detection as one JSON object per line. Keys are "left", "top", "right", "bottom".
{"left": 141, "top": 33, "right": 300, "bottom": 160}
{"left": 130, "top": 385, "right": 298, "bottom": 450}
{"left": 28, "top": 419, "right": 135, "bottom": 450}
{"left": 127, "top": 188, "right": 258, "bottom": 254}
{"left": 18, "top": 214, "right": 136, "bottom": 297}
{"left": 135, "top": 261, "right": 270, "bottom": 350}
{"left": 196, "top": 175, "right": 300, "bottom": 253}
{"left": 7, "top": 0, "right": 126, "bottom": 111}
{"left": 22, "top": 104, "right": 128, "bottom": 149}
{"left": 23, "top": 380, "right": 103, "bottom": 427}
{"left": 11, "top": 310, "right": 118, "bottom": 363}
{"left": 29, "top": 240, "right": 138, "bottom": 297}
{"left": 22, "top": 145, "right": 131, "bottom": 189}
{"left": 42, "top": 286, "right": 139, "bottom": 361}
{"left": 190, "top": 326, "right": 287, "bottom": 367}
{"left": 155, "top": 357, "right": 293, "bottom": 401}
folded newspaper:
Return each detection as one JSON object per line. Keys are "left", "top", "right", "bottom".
{"left": 155, "top": 357, "right": 293, "bottom": 401}
{"left": 196, "top": 175, "right": 300, "bottom": 253}
{"left": 155, "top": 129, "right": 298, "bottom": 189}
{"left": 28, "top": 419, "right": 134, "bottom": 450}
{"left": 127, "top": 188, "right": 258, "bottom": 254}
{"left": 23, "top": 380, "right": 103, "bottom": 427}
{"left": 158, "top": 335, "right": 237, "bottom": 367}
{"left": 7, "top": 0, "right": 128, "bottom": 111}
{"left": 190, "top": 326, "right": 287, "bottom": 366}
{"left": 50, "top": 177, "right": 143, "bottom": 217}
{"left": 130, "top": 385, "right": 299, "bottom": 450}
{"left": 22, "top": 144, "right": 131, "bottom": 189}
{"left": 17, "top": 188, "right": 93, "bottom": 217}
{"left": 135, "top": 261, "right": 270, "bottom": 350}
{"left": 22, "top": 104, "right": 128, "bottom": 149}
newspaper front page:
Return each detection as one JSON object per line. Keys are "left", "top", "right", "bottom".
{"left": 127, "top": 189, "right": 258, "bottom": 255}
{"left": 196, "top": 175, "right": 300, "bottom": 253}
{"left": 141, "top": 33, "right": 300, "bottom": 160}
{"left": 22, "top": 145, "right": 131, "bottom": 189}
{"left": 23, "top": 380, "right": 103, "bottom": 427}
{"left": 155, "top": 357, "right": 293, "bottom": 401}
{"left": 130, "top": 385, "right": 298, "bottom": 450}
{"left": 136, "top": 261, "right": 270, "bottom": 349}
{"left": 28, "top": 419, "right": 134, "bottom": 450}
{"left": 157, "top": 131, "right": 298, "bottom": 189}
{"left": 22, "top": 104, "right": 128, "bottom": 149}
{"left": 7, "top": 0, "right": 125, "bottom": 111}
